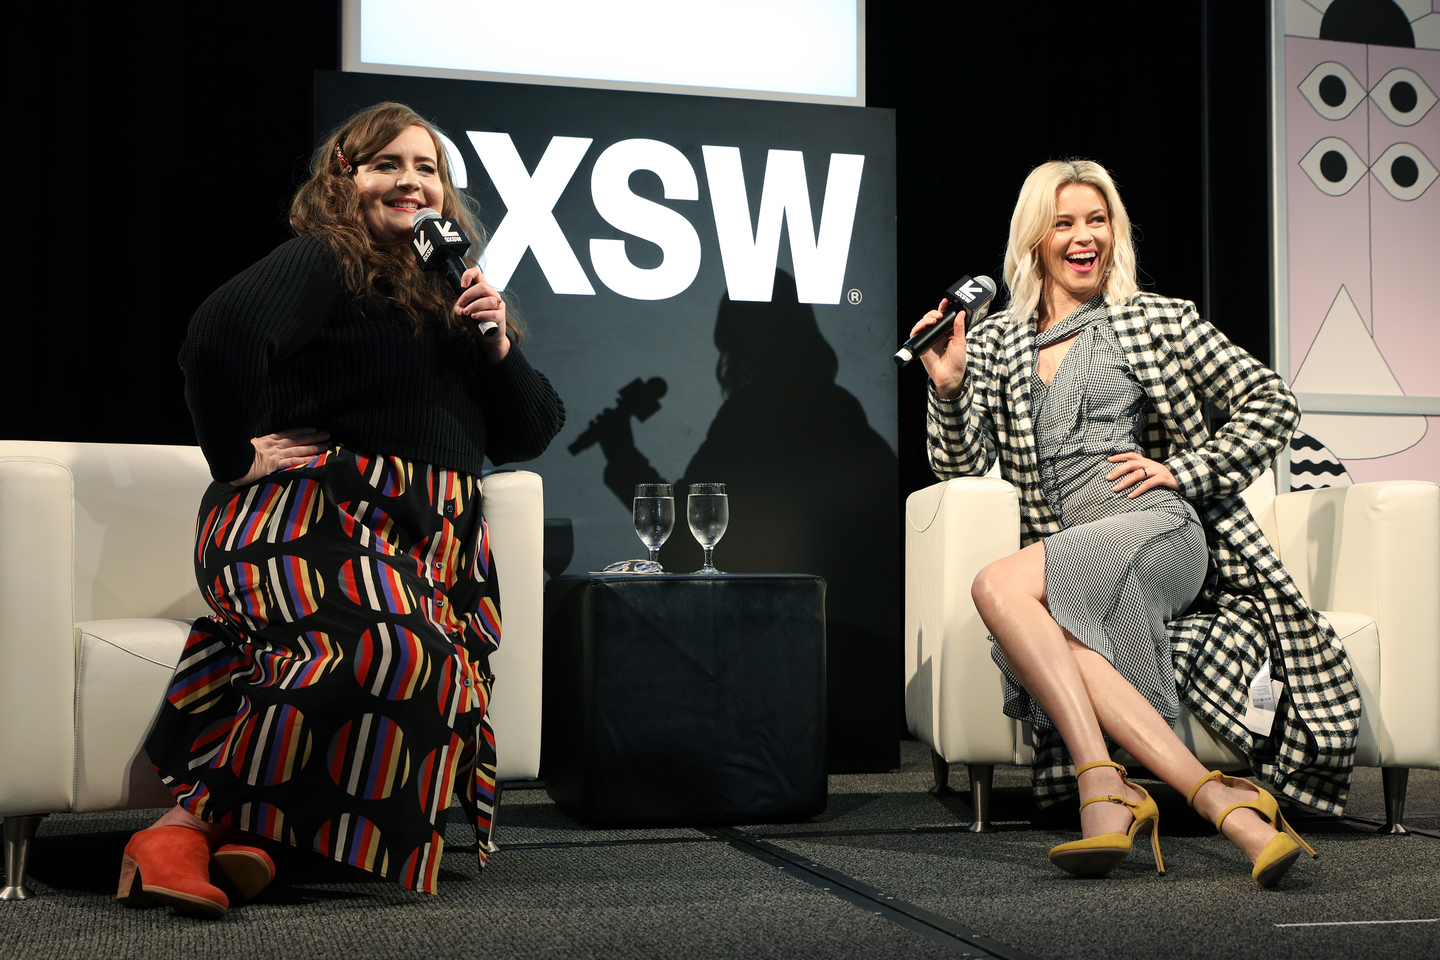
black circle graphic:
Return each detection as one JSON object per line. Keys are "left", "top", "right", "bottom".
{"left": 1320, "top": 0, "right": 1415, "bottom": 49}
{"left": 1319, "top": 150, "right": 1349, "bottom": 183}
{"left": 1391, "top": 155, "right": 1419, "bottom": 189}
{"left": 1390, "top": 81, "right": 1418, "bottom": 114}
{"left": 1319, "top": 74, "right": 1348, "bottom": 107}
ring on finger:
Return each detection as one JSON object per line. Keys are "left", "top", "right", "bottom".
{"left": 1142, "top": 467, "right": 1149, "bottom": 479}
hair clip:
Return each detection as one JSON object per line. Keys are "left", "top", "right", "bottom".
{"left": 336, "top": 146, "right": 353, "bottom": 174}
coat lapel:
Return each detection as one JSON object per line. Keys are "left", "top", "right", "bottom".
{"left": 1000, "top": 316, "right": 1039, "bottom": 471}
{"left": 1111, "top": 307, "right": 1189, "bottom": 451}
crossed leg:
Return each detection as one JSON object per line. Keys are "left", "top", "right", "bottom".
{"left": 970, "top": 540, "right": 1280, "bottom": 860}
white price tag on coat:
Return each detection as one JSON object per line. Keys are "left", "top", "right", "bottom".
{"left": 1243, "top": 659, "right": 1285, "bottom": 735}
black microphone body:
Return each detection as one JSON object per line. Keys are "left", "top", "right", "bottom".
{"left": 894, "top": 275, "right": 997, "bottom": 367}
{"left": 410, "top": 208, "right": 500, "bottom": 337}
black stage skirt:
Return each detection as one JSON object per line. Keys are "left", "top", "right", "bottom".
{"left": 145, "top": 447, "right": 500, "bottom": 893}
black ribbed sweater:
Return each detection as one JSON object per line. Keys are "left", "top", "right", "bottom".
{"left": 180, "top": 235, "right": 565, "bottom": 483}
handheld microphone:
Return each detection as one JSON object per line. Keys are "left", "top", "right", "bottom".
{"left": 410, "top": 208, "right": 500, "bottom": 337}
{"left": 894, "top": 275, "right": 997, "bottom": 367}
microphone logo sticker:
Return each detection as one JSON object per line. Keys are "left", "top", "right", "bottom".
{"left": 437, "top": 221, "right": 462, "bottom": 242}
{"left": 413, "top": 234, "right": 434, "bottom": 262}
{"left": 956, "top": 279, "right": 982, "bottom": 303}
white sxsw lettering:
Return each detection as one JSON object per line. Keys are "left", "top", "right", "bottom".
{"left": 588, "top": 139, "right": 702, "bottom": 301}
{"left": 468, "top": 132, "right": 596, "bottom": 294}
{"left": 464, "top": 133, "right": 866, "bottom": 303}
{"left": 437, "top": 132, "right": 468, "bottom": 189}
{"left": 701, "top": 147, "right": 865, "bottom": 304}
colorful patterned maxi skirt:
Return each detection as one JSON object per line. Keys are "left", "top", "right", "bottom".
{"left": 145, "top": 447, "right": 500, "bottom": 893}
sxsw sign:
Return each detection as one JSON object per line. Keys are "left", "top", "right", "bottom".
{"left": 443, "top": 133, "right": 865, "bottom": 304}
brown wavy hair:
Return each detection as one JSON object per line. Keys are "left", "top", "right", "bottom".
{"left": 290, "top": 102, "right": 521, "bottom": 342}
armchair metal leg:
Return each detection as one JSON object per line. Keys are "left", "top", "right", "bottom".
{"left": 1380, "top": 767, "right": 1410, "bottom": 835}
{"left": 929, "top": 749, "right": 952, "bottom": 795}
{"left": 1, "top": 815, "right": 45, "bottom": 900}
{"left": 967, "top": 764, "right": 996, "bottom": 833}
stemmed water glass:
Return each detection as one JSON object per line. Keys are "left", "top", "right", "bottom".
{"left": 633, "top": 483, "right": 675, "bottom": 564}
{"left": 687, "top": 482, "right": 728, "bottom": 574}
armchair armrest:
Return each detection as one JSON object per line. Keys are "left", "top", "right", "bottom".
{"left": 905, "top": 477, "right": 1021, "bottom": 763}
{"left": 479, "top": 469, "right": 545, "bottom": 780}
{"left": 1268, "top": 481, "right": 1440, "bottom": 768}
{"left": 0, "top": 457, "right": 78, "bottom": 815}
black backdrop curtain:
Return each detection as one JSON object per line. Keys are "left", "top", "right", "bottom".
{"left": 14, "top": 0, "right": 1270, "bottom": 762}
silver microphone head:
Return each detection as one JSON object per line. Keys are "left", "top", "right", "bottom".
{"left": 969, "top": 275, "right": 997, "bottom": 328}
{"left": 411, "top": 208, "right": 442, "bottom": 230}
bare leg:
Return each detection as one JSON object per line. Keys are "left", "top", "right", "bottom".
{"left": 972, "top": 542, "right": 1141, "bottom": 838}
{"left": 973, "top": 541, "right": 1279, "bottom": 860}
{"left": 1070, "top": 644, "right": 1280, "bottom": 862}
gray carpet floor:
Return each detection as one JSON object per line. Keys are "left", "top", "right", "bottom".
{"left": 3, "top": 741, "right": 1436, "bottom": 960}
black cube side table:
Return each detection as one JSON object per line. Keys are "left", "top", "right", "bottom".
{"left": 542, "top": 573, "right": 827, "bottom": 826}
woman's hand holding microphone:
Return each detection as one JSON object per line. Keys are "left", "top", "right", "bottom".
{"left": 911, "top": 298, "right": 969, "bottom": 399}
{"left": 454, "top": 266, "right": 510, "bottom": 364}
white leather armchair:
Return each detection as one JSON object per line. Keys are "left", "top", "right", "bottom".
{"left": 0, "top": 441, "right": 545, "bottom": 899}
{"left": 904, "top": 473, "right": 1440, "bottom": 831}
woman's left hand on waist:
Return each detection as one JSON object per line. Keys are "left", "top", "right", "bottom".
{"left": 1107, "top": 451, "right": 1179, "bottom": 498}
{"left": 229, "top": 427, "right": 331, "bottom": 486}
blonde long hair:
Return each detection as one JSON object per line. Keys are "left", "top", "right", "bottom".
{"left": 1002, "top": 159, "right": 1139, "bottom": 323}
{"left": 290, "top": 102, "right": 521, "bottom": 341}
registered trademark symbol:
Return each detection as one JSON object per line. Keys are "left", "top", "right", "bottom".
{"left": 847, "top": 288, "right": 863, "bottom": 304}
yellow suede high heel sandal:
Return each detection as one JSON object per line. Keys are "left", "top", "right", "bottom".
{"left": 1187, "top": 770, "right": 1318, "bottom": 887}
{"left": 1048, "top": 761, "right": 1165, "bottom": 878}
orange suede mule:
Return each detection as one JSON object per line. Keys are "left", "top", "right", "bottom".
{"left": 116, "top": 826, "right": 229, "bottom": 918}
{"left": 212, "top": 843, "right": 277, "bottom": 902}
{"left": 1048, "top": 760, "right": 1165, "bottom": 878}
{"left": 1188, "top": 770, "right": 1317, "bottom": 887}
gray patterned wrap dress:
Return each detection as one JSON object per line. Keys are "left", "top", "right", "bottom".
{"left": 991, "top": 297, "right": 1209, "bottom": 729}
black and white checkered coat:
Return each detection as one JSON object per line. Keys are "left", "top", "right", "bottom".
{"left": 927, "top": 293, "right": 1362, "bottom": 813}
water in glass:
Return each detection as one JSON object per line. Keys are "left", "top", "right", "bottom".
{"left": 687, "top": 496, "right": 728, "bottom": 548}
{"left": 633, "top": 483, "right": 674, "bottom": 563}
{"left": 634, "top": 498, "right": 674, "bottom": 558}
{"left": 686, "top": 482, "right": 728, "bottom": 573}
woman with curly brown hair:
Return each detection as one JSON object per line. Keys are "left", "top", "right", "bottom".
{"left": 120, "top": 102, "right": 564, "bottom": 916}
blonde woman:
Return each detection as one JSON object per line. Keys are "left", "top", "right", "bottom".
{"left": 912, "top": 160, "right": 1359, "bottom": 885}
{"left": 121, "top": 102, "right": 564, "bottom": 916}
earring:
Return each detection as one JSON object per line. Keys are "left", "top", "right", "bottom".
{"left": 336, "top": 146, "right": 353, "bottom": 175}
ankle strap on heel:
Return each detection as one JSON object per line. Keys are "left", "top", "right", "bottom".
{"left": 1186, "top": 770, "right": 1225, "bottom": 808}
{"left": 1078, "top": 794, "right": 1128, "bottom": 811}
{"left": 1075, "top": 760, "right": 1127, "bottom": 778}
